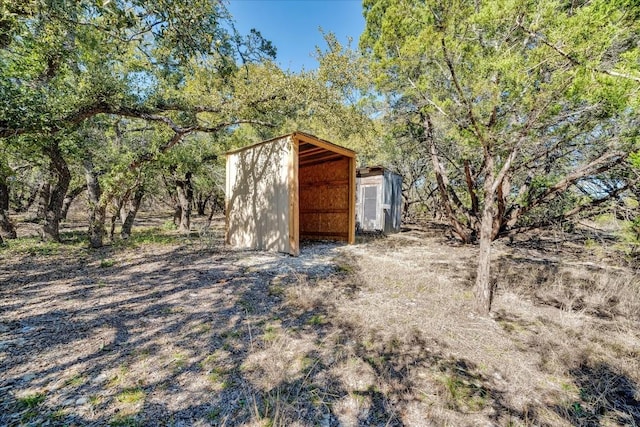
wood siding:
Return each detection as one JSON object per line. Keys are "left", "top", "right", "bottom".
{"left": 226, "top": 132, "right": 356, "bottom": 255}
{"left": 299, "top": 157, "right": 351, "bottom": 241}
{"left": 226, "top": 136, "right": 293, "bottom": 253}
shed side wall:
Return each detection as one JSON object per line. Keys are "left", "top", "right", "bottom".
{"left": 383, "top": 171, "right": 403, "bottom": 233}
{"left": 226, "top": 136, "right": 292, "bottom": 253}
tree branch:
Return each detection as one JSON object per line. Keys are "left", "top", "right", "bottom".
{"left": 507, "top": 150, "right": 626, "bottom": 225}
{"left": 1, "top": 102, "right": 274, "bottom": 140}
{"left": 517, "top": 20, "right": 640, "bottom": 83}
{"left": 441, "top": 37, "right": 489, "bottom": 151}
{"left": 502, "top": 180, "right": 631, "bottom": 237}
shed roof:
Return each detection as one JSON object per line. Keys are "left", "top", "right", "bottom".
{"left": 357, "top": 165, "right": 401, "bottom": 178}
{"left": 226, "top": 132, "right": 356, "bottom": 168}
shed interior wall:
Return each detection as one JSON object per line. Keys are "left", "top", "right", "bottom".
{"left": 298, "top": 157, "right": 351, "bottom": 241}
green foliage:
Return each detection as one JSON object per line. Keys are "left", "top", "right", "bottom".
{"left": 0, "top": 232, "right": 86, "bottom": 256}
{"left": 1, "top": 2, "right": 379, "bottom": 248}
{"left": 438, "top": 373, "right": 487, "bottom": 412}
{"left": 109, "top": 415, "right": 140, "bottom": 427}
{"left": 112, "top": 228, "right": 180, "bottom": 247}
{"left": 618, "top": 218, "right": 640, "bottom": 259}
{"left": 362, "top": 0, "right": 640, "bottom": 236}
{"left": 0, "top": 0, "right": 293, "bottom": 246}
{"left": 17, "top": 392, "right": 46, "bottom": 408}
{"left": 99, "top": 259, "right": 115, "bottom": 268}
{"left": 306, "top": 314, "right": 326, "bottom": 326}
{"left": 116, "top": 387, "right": 145, "bottom": 404}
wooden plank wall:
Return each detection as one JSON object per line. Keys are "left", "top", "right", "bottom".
{"left": 299, "top": 157, "right": 350, "bottom": 241}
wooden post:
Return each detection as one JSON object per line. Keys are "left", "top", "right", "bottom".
{"left": 224, "top": 153, "right": 231, "bottom": 245}
{"left": 288, "top": 137, "right": 300, "bottom": 256}
{"left": 348, "top": 156, "right": 356, "bottom": 244}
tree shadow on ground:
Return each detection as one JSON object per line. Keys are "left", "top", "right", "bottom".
{"left": 0, "top": 234, "right": 489, "bottom": 425}
{"left": 1, "top": 236, "right": 364, "bottom": 425}
{"left": 3, "top": 227, "right": 640, "bottom": 426}
{"left": 555, "top": 361, "right": 640, "bottom": 427}
{"left": 492, "top": 307, "right": 640, "bottom": 427}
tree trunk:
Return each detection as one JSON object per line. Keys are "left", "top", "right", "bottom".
{"left": 120, "top": 186, "right": 144, "bottom": 239}
{"left": 42, "top": 142, "right": 71, "bottom": 242}
{"left": 196, "top": 193, "right": 210, "bottom": 216}
{"left": 109, "top": 211, "right": 119, "bottom": 240}
{"left": 474, "top": 155, "right": 496, "bottom": 315}
{"left": 107, "top": 195, "right": 126, "bottom": 240}
{"left": 118, "top": 193, "right": 130, "bottom": 225}
{"left": 84, "top": 159, "right": 105, "bottom": 248}
{"left": 212, "top": 192, "right": 225, "bottom": 213}
{"left": 0, "top": 210, "right": 16, "bottom": 239}
{"left": 32, "top": 179, "right": 50, "bottom": 222}
{"left": 205, "top": 203, "right": 216, "bottom": 229}
{"left": 475, "top": 202, "right": 496, "bottom": 314}
{"left": 176, "top": 172, "right": 193, "bottom": 233}
{"left": 173, "top": 205, "right": 182, "bottom": 226}
{"left": 61, "top": 185, "right": 86, "bottom": 221}
{"left": 464, "top": 160, "right": 479, "bottom": 216}
{"left": 425, "top": 114, "right": 473, "bottom": 243}
{"left": 0, "top": 177, "right": 17, "bottom": 239}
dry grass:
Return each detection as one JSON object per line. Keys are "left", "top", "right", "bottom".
{"left": 1, "top": 218, "right": 639, "bottom": 426}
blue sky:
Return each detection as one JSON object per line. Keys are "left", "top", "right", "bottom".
{"left": 227, "top": 0, "right": 365, "bottom": 72}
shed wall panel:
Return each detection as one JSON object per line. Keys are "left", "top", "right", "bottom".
{"left": 299, "top": 157, "right": 350, "bottom": 241}
{"left": 226, "top": 136, "right": 292, "bottom": 253}
{"left": 386, "top": 171, "right": 403, "bottom": 233}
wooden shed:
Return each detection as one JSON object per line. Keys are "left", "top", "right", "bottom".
{"left": 356, "top": 166, "right": 403, "bottom": 234}
{"left": 225, "top": 132, "right": 356, "bottom": 256}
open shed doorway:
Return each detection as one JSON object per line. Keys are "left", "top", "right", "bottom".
{"left": 225, "top": 132, "right": 356, "bottom": 256}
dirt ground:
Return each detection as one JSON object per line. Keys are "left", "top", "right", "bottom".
{"left": 1, "top": 215, "right": 639, "bottom": 426}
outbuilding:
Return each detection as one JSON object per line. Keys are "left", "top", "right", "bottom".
{"left": 225, "top": 132, "right": 356, "bottom": 256}
{"left": 356, "top": 166, "right": 403, "bottom": 234}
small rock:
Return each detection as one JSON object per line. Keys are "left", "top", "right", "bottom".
{"left": 63, "top": 399, "right": 75, "bottom": 406}
{"left": 92, "top": 373, "right": 108, "bottom": 384}
{"left": 21, "top": 373, "right": 36, "bottom": 382}
{"left": 320, "top": 413, "right": 331, "bottom": 427}
{"left": 75, "top": 397, "right": 88, "bottom": 405}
